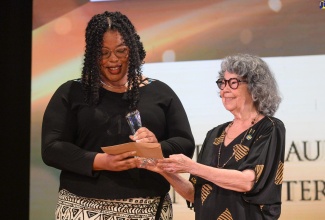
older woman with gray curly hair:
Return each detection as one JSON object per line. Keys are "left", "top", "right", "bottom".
{"left": 219, "top": 53, "right": 281, "bottom": 116}
{"left": 138, "top": 53, "right": 286, "bottom": 220}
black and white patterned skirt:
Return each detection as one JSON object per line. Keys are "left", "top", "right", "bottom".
{"left": 55, "top": 189, "right": 173, "bottom": 220}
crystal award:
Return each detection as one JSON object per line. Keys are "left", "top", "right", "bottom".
{"left": 125, "top": 110, "right": 142, "bottom": 134}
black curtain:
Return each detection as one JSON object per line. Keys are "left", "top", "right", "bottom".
{"left": 0, "top": 0, "right": 32, "bottom": 219}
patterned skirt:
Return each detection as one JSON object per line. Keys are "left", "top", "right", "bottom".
{"left": 55, "top": 189, "right": 173, "bottom": 220}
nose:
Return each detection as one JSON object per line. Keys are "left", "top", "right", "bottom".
{"left": 223, "top": 81, "right": 231, "bottom": 90}
{"left": 108, "top": 52, "right": 119, "bottom": 62}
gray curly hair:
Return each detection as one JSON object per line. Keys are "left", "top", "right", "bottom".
{"left": 218, "top": 54, "right": 282, "bottom": 116}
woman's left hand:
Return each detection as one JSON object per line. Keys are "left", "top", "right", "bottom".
{"left": 158, "top": 154, "right": 194, "bottom": 173}
{"left": 129, "top": 127, "right": 158, "bottom": 143}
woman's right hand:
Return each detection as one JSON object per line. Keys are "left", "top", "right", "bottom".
{"left": 93, "top": 151, "right": 138, "bottom": 171}
{"left": 157, "top": 154, "right": 194, "bottom": 173}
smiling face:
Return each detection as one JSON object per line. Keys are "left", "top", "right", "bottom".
{"left": 220, "top": 71, "right": 254, "bottom": 114}
{"left": 100, "top": 31, "right": 129, "bottom": 86}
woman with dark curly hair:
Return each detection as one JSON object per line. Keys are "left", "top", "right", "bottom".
{"left": 41, "top": 11, "right": 195, "bottom": 220}
{"left": 139, "top": 54, "right": 286, "bottom": 220}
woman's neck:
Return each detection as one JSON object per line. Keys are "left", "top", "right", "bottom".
{"left": 100, "top": 75, "right": 149, "bottom": 93}
{"left": 100, "top": 80, "right": 128, "bottom": 93}
{"left": 232, "top": 110, "right": 260, "bottom": 126}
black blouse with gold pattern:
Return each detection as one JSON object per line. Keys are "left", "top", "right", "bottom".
{"left": 189, "top": 116, "right": 285, "bottom": 220}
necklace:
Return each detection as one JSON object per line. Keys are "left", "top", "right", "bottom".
{"left": 100, "top": 80, "right": 128, "bottom": 89}
{"left": 225, "top": 112, "right": 259, "bottom": 140}
{"left": 215, "top": 112, "right": 259, "bottom": 168}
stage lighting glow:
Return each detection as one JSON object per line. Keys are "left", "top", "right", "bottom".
{"left": 89, "top": 0, "right": 119, "bottom": 2}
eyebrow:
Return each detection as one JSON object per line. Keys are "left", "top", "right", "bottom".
{"left": 102, "top": 43, "right": 127, "bottom": 50}
{"left": 223, "top": 78, "right": 239, "bottom": 80}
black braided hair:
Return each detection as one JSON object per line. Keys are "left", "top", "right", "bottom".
{"left": 81, "top": 11, "right": 146, "bottom": 111}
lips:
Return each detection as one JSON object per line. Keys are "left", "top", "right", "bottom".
{"left": 107, "top": 65, "right": 121, "bottom": 74}
{"left": 224, "top": 97, "right": 235, "bottom": 102}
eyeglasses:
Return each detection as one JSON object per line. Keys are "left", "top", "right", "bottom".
{"left": 216, "top": 78, "right": 247, "bottom": 90}
{"left": 101, "top": 46, "right": 129, "bottom": 59}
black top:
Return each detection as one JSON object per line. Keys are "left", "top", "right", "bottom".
{"left": 189, "top": 116, "right": 285, "bottom": 220}
{"left": 42, "top": 79, "right": 195, "bottom": 199}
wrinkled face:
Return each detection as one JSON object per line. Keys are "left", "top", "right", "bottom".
{"left": 219, "top": 71, "right": 253, "bottom": 113}
{"left": 100, "top": 31, "right": 129, "bottom": 86}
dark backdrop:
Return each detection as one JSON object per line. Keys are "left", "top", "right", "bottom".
{"left": 0, "top": 0, "right": 32, "bottom": 219}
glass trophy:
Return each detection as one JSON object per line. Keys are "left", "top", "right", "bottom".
{"left": 125, "top": 110, "right": 142, "bottom": 134}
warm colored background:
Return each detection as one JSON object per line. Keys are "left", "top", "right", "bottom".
{"left": 31, "top": 1, "right": 325, "bottom": 219}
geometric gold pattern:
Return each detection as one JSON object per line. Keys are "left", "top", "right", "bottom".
{"left": 190, "top": 177, "right": 197, "bottom": 185}
{"left": 255, "top": 165, "right": 264, "bottom": 183}
{"left": 233, "top": 144, "right": 249, "bottom": 161}
{"left": 201, "top": 184, "right": 212, "bottom": 205}
{"left": 217, "top": 208, "right": 233, "bottom": 220}
{"left": 275, "top": 161, "right": 284, "bottom": 185}
{"left": 213, "top": 131, "right": 225, "bottom": 146}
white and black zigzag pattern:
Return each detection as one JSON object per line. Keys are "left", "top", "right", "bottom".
{"left": 55, "top": 189, "right": 173, "bottom": 220}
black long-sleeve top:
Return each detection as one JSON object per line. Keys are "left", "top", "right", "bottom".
{"left": 41, "top": 79, "right": 195, "bottom": 199}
